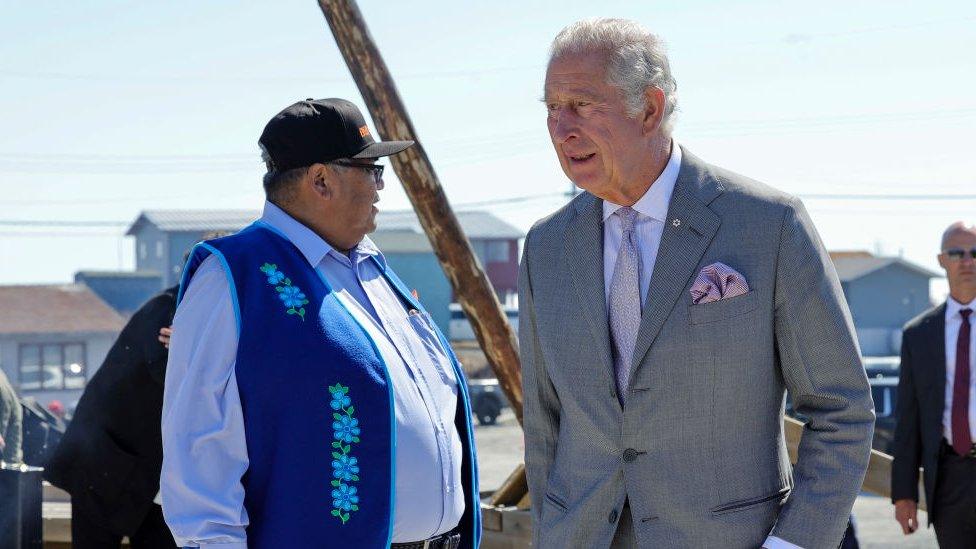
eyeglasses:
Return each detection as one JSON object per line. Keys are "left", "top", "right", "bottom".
{"left": 943, "top": 247, "right": 976, "bottom": 260}
{"left": 331, "top": 160, "right": 384, "bottom": 184}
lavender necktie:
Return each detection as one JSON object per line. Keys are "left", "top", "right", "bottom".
{"left": 952, "top": 308, "right": 972, "bottom": 456}
{"left": 609, "top": 207, "right": 641, "bottom": 405}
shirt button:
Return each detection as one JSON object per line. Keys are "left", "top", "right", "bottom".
{"left": 623, "top": 448, "right": 639, "bottom": 462}
{"left": 608, "top": 509, "right": 619, "bottom": 524}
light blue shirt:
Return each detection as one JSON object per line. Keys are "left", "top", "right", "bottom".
{"left": 161, "top": 201, "right": 465, "bottom": 547}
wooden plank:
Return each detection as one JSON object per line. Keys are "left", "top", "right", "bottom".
{"left": 489, "top": 463, "right": 527, "bottom": 507}
{"left": 315, "top": 0, "right": 524, "bottom": 424}
{"left": 43, "top": 481, "right": 70, "bottom": 503}
{"left": 501, "top": 418, "right": 919, "bottom": 513}
{"left": 784, "top": 416, "right": 925, "bottom": 511}
{"left": 482, "top": 506, "right": 503, "bottom": 532}
{"left": 43, "top": 502, "right": 71, "bottom": 543}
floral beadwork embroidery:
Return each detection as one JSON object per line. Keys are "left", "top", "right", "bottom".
{"left": 259, "top": 263, "right": 310, "bottom": 321}
{"left": 329, "top": 383, "right": 361, "bottom": 524}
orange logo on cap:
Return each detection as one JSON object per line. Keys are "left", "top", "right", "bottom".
{"left": 358, "top": 125, "right": 370, "bottom": 138}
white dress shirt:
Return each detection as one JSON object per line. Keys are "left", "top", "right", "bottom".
{"left": 601, "top": 143, "right": 801, "bottom": 549}
{"left": 602, "top": 142, "right": 681, "bottom": 307}
{"left": 161, "top": 201, "right": 464, "bottom": 547}
{"left": 943, "top": 296, "right": 976, "bottom": 443}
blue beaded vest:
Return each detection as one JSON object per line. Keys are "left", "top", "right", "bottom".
{"left": 179, "top": 222, "right": 481, "bottom": 548}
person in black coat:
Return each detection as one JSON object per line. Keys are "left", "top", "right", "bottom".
{"left": 44, "top": 286, "right": 178, "bottom": 549}
{"left": 892, "top": 222, "right": 976, "bottom": 548}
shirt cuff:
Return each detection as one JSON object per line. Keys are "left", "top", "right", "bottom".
{"left": 183, "top": 544, "right": 248, "bottom": 549}
{"left": 764, "top": 535, "right": 803, "bottom": 549}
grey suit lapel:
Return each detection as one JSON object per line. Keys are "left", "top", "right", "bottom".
{"left": 631, "top": 150, "right": 722, "bottom": 373}
{"left": 564, "top": 193, "right": 614, "bottom": 379}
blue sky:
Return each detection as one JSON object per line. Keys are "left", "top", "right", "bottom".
{"left": 1, "top": 1, "right": 974, "bottom": 297}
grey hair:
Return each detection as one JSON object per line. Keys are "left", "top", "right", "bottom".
{"left": 941, "top": 221, "right": 976, "bottom": 250}
{"left": 260, "top": 147, "right": 307, "bottom": 206}
{"left": 550, "top": 18, "right": 678, "bottom": 133}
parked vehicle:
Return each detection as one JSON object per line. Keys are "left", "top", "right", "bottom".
{"left": 869, "top": 376, "right": 899, "bottom": 454}
{"left": 863, "top": 356, "right": 899, "bottom": 380}
{"left": 787, "top": 355, "right": 901, "bottom": 454}
{"left": 467, "top": 378, "right": 507, "bottom": 425}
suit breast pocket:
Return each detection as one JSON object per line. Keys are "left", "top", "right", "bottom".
{"left": 688, "top": 290, "right": 760, "bottom": 326}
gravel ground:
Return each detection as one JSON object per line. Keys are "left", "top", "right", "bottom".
{"left": 474, "top": 410, "right": 938, "bottom": 547}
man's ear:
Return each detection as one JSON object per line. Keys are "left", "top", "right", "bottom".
{"left": 307, "top": 163, "right": 332, "bottom": 200}
{"left": 641, "top": 87, "right": 666, "bottom": 134}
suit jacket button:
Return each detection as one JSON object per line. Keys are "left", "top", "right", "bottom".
{"left": 609, "top": 509, "right": 619, "bottom": 524}
{"left": 623, "top": 448, "right": 639, "bottom": 462}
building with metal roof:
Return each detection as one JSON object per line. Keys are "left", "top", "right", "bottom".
{"left": 74, "top": 271, "right": 164, "bottom": 317}
{"left": 126, "top": 210, "right": 258, "bottom": 235}
{"left": 832, "top": 253, "right": 940, "bottom": 283}
{"left": 124, "top": 208, "right": 523, "bottom": 333}
{"left": 0, "top": 284, "right": 125, "bottom": 405}
{"left": 829, "top": 251, "right": 941, "bottom": 356}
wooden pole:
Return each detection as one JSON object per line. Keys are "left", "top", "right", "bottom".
{"left": 315, "top": 0, "right": 524, "bottom": 424}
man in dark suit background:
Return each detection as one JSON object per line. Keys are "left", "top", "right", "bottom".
{"left": 892, "top": 221, "right": 976, "bottom": 548}
{"left": 44, "top": 286, "right": 178, "bottom": 549}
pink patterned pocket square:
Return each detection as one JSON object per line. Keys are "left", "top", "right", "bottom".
{"left": 690, "top": 262, "right": 750, "bottom": 305}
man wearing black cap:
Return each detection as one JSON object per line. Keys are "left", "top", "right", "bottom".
{"left": 161, "top": 99, "right": 481, "bottom": 549}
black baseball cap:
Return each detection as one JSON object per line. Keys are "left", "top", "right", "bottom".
{"left": 259, "top": 98, "right": 414, "bottom": 172}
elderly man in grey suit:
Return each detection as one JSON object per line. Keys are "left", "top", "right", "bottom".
{"left": 518, "top": 18, "right": 875, "bottom": 549}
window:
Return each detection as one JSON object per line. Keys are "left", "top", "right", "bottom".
{"left": 485, "top": 241, "right": 510, "bottom": 263}
{"left": 139, "top": 242, "right": 147, "bottom": 259}
{"left": 156, "top": 240, "right": 164, "bottom": 258}
{"left": 18, "top": 343, "right": 86, "bottom": 391}
{"left": 470, "top": 240, "right": 510, "bottom": 264}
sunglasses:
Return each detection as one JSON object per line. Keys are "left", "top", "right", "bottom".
{"left": 331, "top": 160, "right": 384, "bottom": 184}
{"left": 943, "top": 247, "right": 976, "bottom": 260}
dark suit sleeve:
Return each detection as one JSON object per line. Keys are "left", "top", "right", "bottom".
{"left": 44, "top": 290, "right": 173, "bottom": 478}
{"left": 518, "top": 235, "right": 561, "bottom": 544}
{"left": 769, "top": 198, "right": 876, "bottom": 548}
{"left": 127, "top": 290, "right": 177, "bottom": 385}
{"left": 891, "top": 329, "right": 921, "bottom": 502}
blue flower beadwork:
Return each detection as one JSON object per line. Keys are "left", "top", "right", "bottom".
{"left": 266, "top": 270, "right": 285, "bottom": 285}
{"left": 333, "top": 415, "right": 361, "bottom": 444}
{"left": 278, "top": 285, "right": 307, "bottom": 308}
{"left": 328, "top": 383, "right": 361, "bottom": 524}
{"left": 259, "top": 263, "right": 309, "bottom": 321}
{"left": 331, "top": 483, "right": 359, "bottom": 512}
{"left": 331, "top": 454, "right": 360, "bottom": 482}
{"left": 330, "top": 392, "right": 351, "bottom": 411}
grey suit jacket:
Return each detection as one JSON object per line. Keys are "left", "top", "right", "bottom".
{"left": 518, "top": 148, "right": 874, "bottom": 549}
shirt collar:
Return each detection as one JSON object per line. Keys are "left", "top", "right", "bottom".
{"left": 602, "top": 140, "right": 682, "bottom": 223}
{"left": 946, "top": 295, "right": 976, "bottom": 319}
{"left": 260, "top": 201, "right": 386, "bottom": 270}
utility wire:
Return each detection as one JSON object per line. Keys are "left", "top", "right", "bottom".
{"left": 0, "top": 220, "right": 129, "bottom": 227}
{"left": 0, "top": 64, "right": 543, "bottom": 85}
{"left": 2, "top": 107, "right": 972, "bottom": 175}
{"left": 2, "top": 14, "right": 972, "bottom": 85}
{"left": 801, "top": 193, "right": 976, "bottom": 200}
{"left": 1, "top": 192, "right": 974, "bottom": 230}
